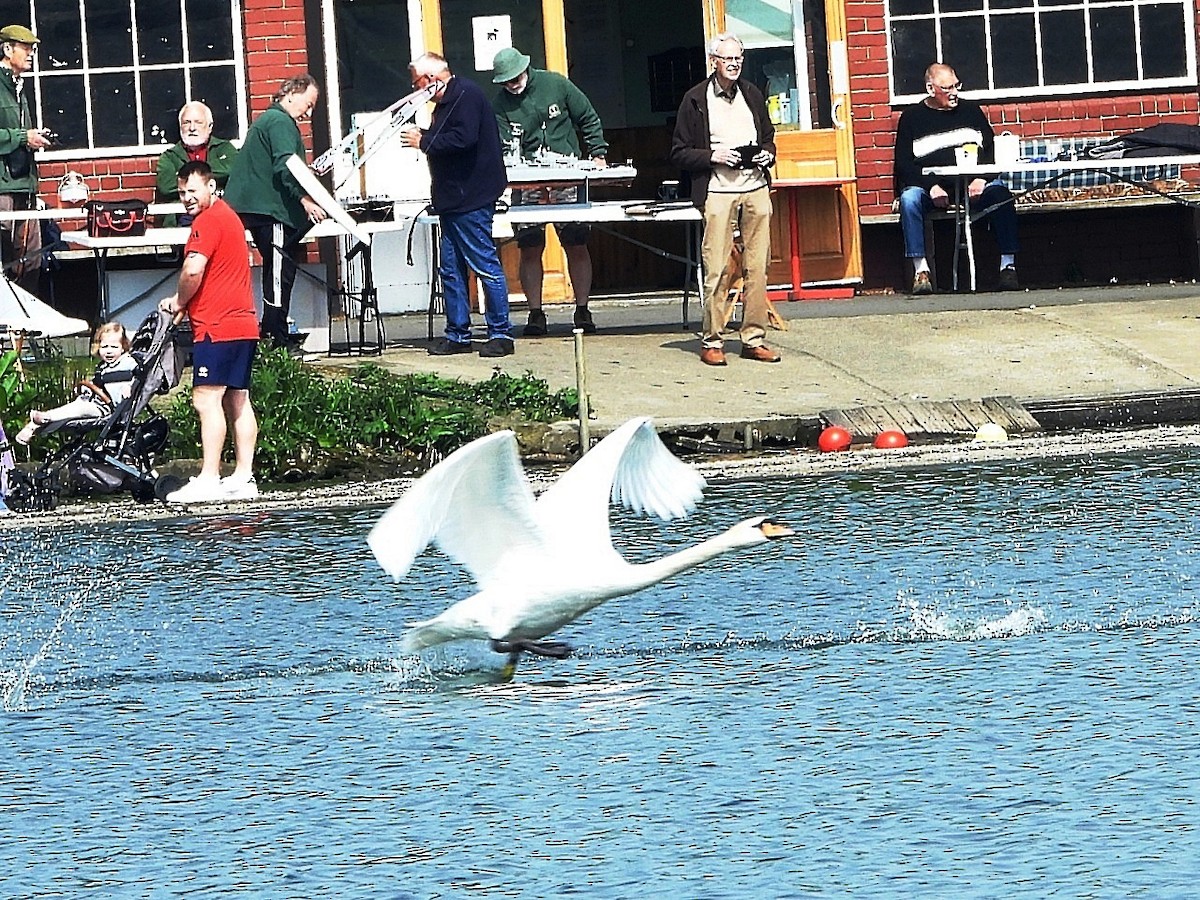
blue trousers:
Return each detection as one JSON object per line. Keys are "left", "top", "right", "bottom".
{"left": 438, "top": 205, "right": 512, "bottom": 343}
{"left": 900, "top": 182, "right": 1019, "bottom": 258}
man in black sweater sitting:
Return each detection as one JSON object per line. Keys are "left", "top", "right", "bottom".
{"left": 894, "top": 63, "right": 1019, "bottom": 295}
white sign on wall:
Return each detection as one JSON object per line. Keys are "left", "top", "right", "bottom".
{"left": 473, "top": 15, "right": 512, "bottom": 71}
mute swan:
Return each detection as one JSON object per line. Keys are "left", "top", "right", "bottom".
{"left": 369, "top": 416, "right": 793, "bottom": 676}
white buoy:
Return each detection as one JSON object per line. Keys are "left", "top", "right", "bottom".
{"left": 974, "top": 422, "right": 1009, "bottom": 443}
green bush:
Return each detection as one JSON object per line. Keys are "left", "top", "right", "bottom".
{"left": 164, "top": 346, "right": 579, "bottom": 482}
{"left": 0, "top": 350, "right": 96, "bottom": 459}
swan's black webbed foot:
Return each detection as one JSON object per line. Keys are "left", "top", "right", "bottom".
{"left": 490, "top": 639, "right": 574, "bottom": 659}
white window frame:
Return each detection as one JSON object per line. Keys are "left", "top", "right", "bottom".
{"left": 26, "top": 0, "right": 248, "bottom": 161}
{"left": 886, "top": 0, "right": 1198, "bottom": 105}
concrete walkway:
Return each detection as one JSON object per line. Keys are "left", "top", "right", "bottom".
{"left": 326, "top": 282, "right": 1200, "bottom": 435}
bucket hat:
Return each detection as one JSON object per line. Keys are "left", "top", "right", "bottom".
{"left": 492, "top": 47, "right": 531, "bottom": 84}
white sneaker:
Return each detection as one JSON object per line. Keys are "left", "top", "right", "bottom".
{"left": 166, "top": 474, "right": 225, "bottom": 504}
{"left": 220, "top": 474, "right": 259, "bottom": 500}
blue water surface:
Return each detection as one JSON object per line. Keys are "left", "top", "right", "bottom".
{"left": 2, "top": 449, "right": 1199, "bottom": 898}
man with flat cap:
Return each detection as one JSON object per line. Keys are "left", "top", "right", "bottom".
{"left": 0, "top": 24, "right": 54, "bottom": 295}
{"left": 491, "top": 46, "right": 608, "bottom": 337}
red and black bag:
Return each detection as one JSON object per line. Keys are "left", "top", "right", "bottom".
{"left": 85, "top": 199, "right": 148, "bottom": 238}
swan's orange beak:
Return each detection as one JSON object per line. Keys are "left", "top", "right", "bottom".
{"left": 757, "top": 518, "right": 795, "bottom": 539}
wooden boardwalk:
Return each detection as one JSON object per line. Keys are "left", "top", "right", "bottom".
{"left": 820, "top": 395, "right": 1042, "bottom": 441}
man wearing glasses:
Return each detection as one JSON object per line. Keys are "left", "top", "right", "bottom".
{"left": 894, "top": 62, "right": 1019, "bottom": 295}
{"left": 671, "top": 32, "right": 780, "bottom": 367}
{"left": 0, "top": 25, "right": 54, "bottom": 296}
{"left": 402, "top": 53, "right": 515, "bottom": 358}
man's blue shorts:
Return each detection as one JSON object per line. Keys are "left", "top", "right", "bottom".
{"left": 192, "top": 336, "right": 257, "bottom": 390}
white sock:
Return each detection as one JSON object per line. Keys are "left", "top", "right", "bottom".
{"left": 1000, "top": 254, "right": 1015, "bottom": 269}
{"left": 914, "top": 258, "right": 930, "bottom": 274}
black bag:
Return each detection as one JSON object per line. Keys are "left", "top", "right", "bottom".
{"left": 1086, "top": 124, "right": 1200, "bottom": 159}
{"left": 86, "top": 199, "right": 148, "bottom": 238}
{"left": 5, "top": 145, "right": 31, "bottom": 180}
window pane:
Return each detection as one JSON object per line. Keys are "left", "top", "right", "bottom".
{"left": 188, "top": 65, "right": 238, "bottom": 138}
{"left": 1141, "top": 4, "right": 1187, "bottom": 79}
{"left": 85, "top": 0, "right": 134, "bottom": 68}
{"left": 1091, "top": 7, "right": 1136, "bottom": 81}
{"left": 1041, "top": 9, "right": 1087, "bottom": 85}
{"left": 334, "top": 0, "right": 413, "bottom": 132}
{"left": 39, "top": 74, "right": 88, "bottom": 146}
{"left": 941, "top": 0, "right": 983, "bottom": 14}
{"left": 990, "top": 13, "right": 1036, "bottom": 88}
{"left": 890, "top": 0, "right": 934, "bottom": 17}
{"left": 727, "top": 0, "right": 794, "bottom": 47}
{"left": 941, "top": 16, "right": 987, "bottom": 85}
{"left": 891, "top": 20, "right": 937, "bottom": 94}
{"left": 35, "top": 0, "right": 84, "bottom": 69}
{"left": 137, "top": 0, "right": 183, "bottom": 66}
{"left": 142, "top": 68, "right": 187, "bottom": 144}
{"left": 187, "top": 0, "right": 236, "bottom": 61}
{"left": 92, "top": 72, "right": 139, "bottom": 146}
{"left": 990, "top": 0, "right": 1026, "bottom": 10}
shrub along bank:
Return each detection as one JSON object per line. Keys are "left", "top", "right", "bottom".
{"left": 2, "top": 346, "right": 579, "bottom": 484}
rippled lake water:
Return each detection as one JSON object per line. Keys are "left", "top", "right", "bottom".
{"left": 3, "top": 449, "right": 1199, "bottom": 898}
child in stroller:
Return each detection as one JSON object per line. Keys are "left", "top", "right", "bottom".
{"left": 14, "top": 322, "right": 138, "bottom": 445}
{"left": 3, "top": 310, "right": 186, "bottom": 512}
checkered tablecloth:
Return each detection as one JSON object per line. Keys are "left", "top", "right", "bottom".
{"left": 999, "top": 138, "right": 1181, "bottom": 191}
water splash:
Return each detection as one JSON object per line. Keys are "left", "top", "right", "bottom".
{"left": 3, "top": 587, "right": 87, "bottom": 712}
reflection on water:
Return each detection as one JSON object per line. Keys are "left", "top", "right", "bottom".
{"left": 2, "top": 450, "right": 1200, "bottom": 896}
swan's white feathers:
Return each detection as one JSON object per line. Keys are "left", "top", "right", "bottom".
{"left": 536, "top": 417, "right": 706, "bottom": 553}
{"left": 369, "top": 418, "right": 780, "bottom": 656}
{"left": 368, "top": 430, "right": 547, "bottom": 587}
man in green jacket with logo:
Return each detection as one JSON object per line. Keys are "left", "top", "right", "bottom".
{"left": 224, "top": 74, "right": 327, "bottom": 348}
{"left": 491, "top": 47, "right": 608, "bottom": 337}
{"left": 155, "top": 101, "right": 238, "bottom": 225}
{"left": 0, "top": 24, "right": 53, "bottom": 295}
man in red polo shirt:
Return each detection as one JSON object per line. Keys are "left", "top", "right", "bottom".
{"left": 160, "top": 159, "right": 261, "bottom": 504}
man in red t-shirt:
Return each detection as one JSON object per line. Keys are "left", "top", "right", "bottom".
{"left": 160, "top": 159, "right": 261, "bottom": 504}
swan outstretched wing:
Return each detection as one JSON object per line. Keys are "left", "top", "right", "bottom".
{"left": 536, "top": 417, "right": 706, "bottom": 553}
{"left": 369, "top": 430, "right": 545, "bottom": 587}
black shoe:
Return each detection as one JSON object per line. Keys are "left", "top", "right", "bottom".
{"left": 998, "top": 266, "right": 1019, "bottom": 291}
{"left": 523, "top": 309, "right": 548, "bottom": 337}
{"left": 478, "top": 337, "right": 515, "bottom": 358}
{"left": 428, "top": 338, "right": 473, "bottom": 356}
{"left": 573, "top": 306, "right": 597, "bottom": 334}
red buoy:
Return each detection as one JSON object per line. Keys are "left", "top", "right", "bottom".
{"left": 873, "top": 429, "right": 909, "bottom": 449}
{"left": 818, "top": 425, "right": 853, "bottom": 452}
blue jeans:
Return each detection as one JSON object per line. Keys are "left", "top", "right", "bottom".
{"left": 439, "top": 206, "right": 512, "bottom": 343}
{"left": 899, "top": 182, "right": 1019, "bottom": 258}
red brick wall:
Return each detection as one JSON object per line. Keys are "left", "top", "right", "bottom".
{"left": 34, "top": 0, "right": 311, "bottom": 207}
{"left": 847, "top": 0, "right": 1200, "bottom": 216}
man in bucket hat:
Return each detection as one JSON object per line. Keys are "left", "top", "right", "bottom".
{"left": 491, "top": 46, "right": 608, "bottom": 337}
{"left": 0, "top": 25, "right": 54, "bottom": 296}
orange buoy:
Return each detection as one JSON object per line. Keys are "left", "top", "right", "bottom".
{"left": 818, "top": 425, "right": 853, "bottom": 452}
{"left": 873, "top": 429, "right": 909, "bottom": 449}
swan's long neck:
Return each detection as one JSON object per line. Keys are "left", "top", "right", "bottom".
{"left": 627, "top": 528, "right": 748, "bottom": 589}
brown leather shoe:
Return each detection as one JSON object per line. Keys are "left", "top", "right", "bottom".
{"left": 740, "top": 344, "right": 781, "bottom": 363}
{"left": 700, "top": 346, "right": 727, "bottom": 366}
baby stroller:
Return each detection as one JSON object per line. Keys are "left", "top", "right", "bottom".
{"left": 4, "top": 310, "right": 187, "bottom": 512}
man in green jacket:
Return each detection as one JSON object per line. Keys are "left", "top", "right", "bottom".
{"left": 155, "top": 101, "right": 238, "bottom": 225}
{"left": 0, "top": 25, "right": 53, "bottom": 296}
{"left": 491, "top": 47, "right": 608, "bottom": 337}
{"left": 224, "top": 74, "right": 327, "bottom": 348}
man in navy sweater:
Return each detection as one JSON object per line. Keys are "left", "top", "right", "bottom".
{"left": 403, "top": 53, "right": 514, "bottom": 358}
{"left": 894, "top": 63, "right": 1018, "bottom": 294}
